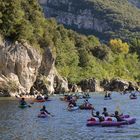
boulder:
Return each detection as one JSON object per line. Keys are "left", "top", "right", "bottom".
{"left": 78, "top": 78, "right": 104, "bottom": 92}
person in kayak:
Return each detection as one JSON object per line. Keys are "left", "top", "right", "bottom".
{"left": 36, "top": 95, "right": 43, "bottom": 100}
{"left": 68, "top": 99, "right": 77, "bottom": 107}
{"left": 92, "top": 109, "right": 104, "bottom": 122}
{"left": 40, "top": 105, "right": 51, "bottom": 115}
{"left": 19, "top": 98, "right": 27, "bottom": 105}
{"left": 102, "top": 107, "right": 109, "bottom": 117}
{"left": 67, "top": 95, "right": 72, "bottom": 101}
{"left": 113, "top": 111, "right": 124, "bottom": 122}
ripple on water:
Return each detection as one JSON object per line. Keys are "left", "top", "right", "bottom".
{"left": 0, "top": 94, "right": 140, "bottom": 140}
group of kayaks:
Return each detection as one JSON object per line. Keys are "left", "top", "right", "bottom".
{"left": 18, "top": 93, "right": 137, "bottom": 127}
{"left": 87, "top": 115, "right": 136, "bottom": 127}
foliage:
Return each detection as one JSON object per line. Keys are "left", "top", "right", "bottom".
{"left": 0, "top": 0, "right": 46, "bottom": 44}
{"left": 109, "top": 39, "right": 129, "bottom": 54}
{"left": 0, "top": 0, "right": 140, "bottom": 84}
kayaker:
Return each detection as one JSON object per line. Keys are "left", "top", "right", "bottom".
{"left": 113, "top": 111, "right": 124, "bottom": 122}
{"left": 102, "top": 107, "right": 109, "bottom": 117}
{"left": 44, "top": 95, "right": 49, "bottom": 100}
{"left": 68, "top": 99, "right": 77, "bottom": 107}
{"left": 36, "top": 95, "right": 43, "bottom": 100}
{"left": 19, "top": 98, "right": 27, "bottom": 105}
{"left": 40, "top": 105, "right": 51, "bottom": 115}
{"left": 92, "top": 110, "right": 104, "bottom": 122}
{"left": 67, "top": 95, "right": 72, "bottom": 101}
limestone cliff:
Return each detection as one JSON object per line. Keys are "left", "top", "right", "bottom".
{"left": 40, "top": 0, "right": 110, "bottom": 37}
{"left": 0, "top": 37, "right": 42, "bottom": 96}
{"left": 0, "top": 37, "right": 68, "bottom": 96}
{"left": 39, "top": 47, "right": 69, "bottom": 94}
{"left": 39, "top": 0, "right": 140, "bottom": 40}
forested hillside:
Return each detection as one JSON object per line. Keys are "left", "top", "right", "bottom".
{"left": 0, "top": 0, "right": 140, "bottom": 84}
{"left": 40, "top": 0, "right": 140, "bottom": 68}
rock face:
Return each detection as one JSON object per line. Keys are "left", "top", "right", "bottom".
{"left": 38, "top": 47, "right": 69, "bottom": 94}
{"left": 78, "top": 78, "right": 104, "bottom": 92}
{"left": 0, "top": 38, "right": 42, "bottom": 96}
{"left": 77, "top": 78, "right": 138, "bottom": 92}
{"left": 103, "top": 79, "right": 129, "bottom": 92}
{"left": 40, "top": 0, "right": 111, "bottom": 36}
{"left": 0, "top": 37, "right": 69, "bottom": 96}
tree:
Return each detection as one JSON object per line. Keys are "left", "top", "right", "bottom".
{"left": 109, "top": 39, "right": 129, "bottom": 54}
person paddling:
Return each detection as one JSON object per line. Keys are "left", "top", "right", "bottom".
{"left": 68, "top": 99, "right": 77, "bottom": 108}
{"left": 40, "top": 105, "right": 53, "bottom": 116}
{"left": 19, "top": 98, "right": 27, "bottom": 105}
{"left": 113, "top": 111, "right": 124, "bottom": 122}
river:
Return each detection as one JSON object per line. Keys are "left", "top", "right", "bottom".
{"left": 0, "top": 92, "right": 140, "bottom": 140}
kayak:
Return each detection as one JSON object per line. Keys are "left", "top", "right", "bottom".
{"left": 38, "top": 113, "right": 47, "bottom": 118}
{"left": 87, "top": 117, "right": 117, "bottom": 127}
{"left": 87, "top": 117, "right": 100, "bottom": 126}
{"left": 87, "top": 116, "right": 136, "bottom": 127}
{"left": 104, "top": 97, "right": 112, "bottom": 100}
{"left": 19, "top": 104, "right": 28, "bottom": 109}
{"left": 129, "top": 95, "right": 137, "bottom": 99}
{"left": 79, "top": 105, "right": 93, "bottom": 110}
{"left": 34, "top": 99, "right": 46, "bottom": 102}
{"left": 68, "top": 106, "right": 79, "bottom": 111}
{"left": 102, "top": 117, "right": 136, "bottom": 127}
{"left": 121, "top": 117, "right": 136, "bottom": 125}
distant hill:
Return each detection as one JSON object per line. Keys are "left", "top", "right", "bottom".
{"left": 40, "top": 0, "right": 140, "bottom": 41}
